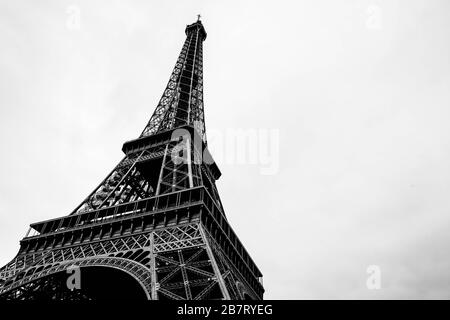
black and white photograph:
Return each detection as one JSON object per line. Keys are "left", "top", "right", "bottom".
{"left": 0, "top": 0, "right": 449, "bottom": 312}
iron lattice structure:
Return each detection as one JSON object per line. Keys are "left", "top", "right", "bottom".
{"left": 0, "top": 19, "right": 264, "bottom": 300}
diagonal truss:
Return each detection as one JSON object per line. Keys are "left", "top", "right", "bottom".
{"left": 71, "top": 150, "right": 153, "bottom": 215}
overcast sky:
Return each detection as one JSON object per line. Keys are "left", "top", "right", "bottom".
{"left": 1, "top": 0, "right": 450, "bottom": 299}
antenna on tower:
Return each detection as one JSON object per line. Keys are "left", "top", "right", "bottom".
{"left": 197, "top": 14, "right": 201, "bottom": 21}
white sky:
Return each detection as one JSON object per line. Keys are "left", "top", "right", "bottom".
{"left": 1, "top": 0, "right": 450, "bottom": 299}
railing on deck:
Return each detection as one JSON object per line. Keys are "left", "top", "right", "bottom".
{"left": 25, "top": 187, "right": 205, "bottom": 240}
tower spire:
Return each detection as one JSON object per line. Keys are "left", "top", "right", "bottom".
{"left": 140, "top": 18, "right": 207, "bottom": 142}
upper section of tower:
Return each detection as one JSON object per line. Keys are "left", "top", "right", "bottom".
{"left": 140, "top": 18, "right": 208, "bottom": 143}
{"left": 185, "top": 20, "right": 207, "bottom": 41}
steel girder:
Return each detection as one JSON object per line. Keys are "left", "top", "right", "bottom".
{"left": 0, "top": 223, "right": 256, "bottom": 300}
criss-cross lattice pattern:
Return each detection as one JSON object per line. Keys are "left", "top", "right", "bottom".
{"left": 0, "top": 19, "right": 264, "bottom": 301}
{"left": 0, "top": 223, "right": 253, "bottom": 300}
{"left": 153, "top": 224, "right": 203, "bottom": 252}
{"left": 72, "top": 150, "right": 154, "bottom": 215}
{"left": 141, "top": 21, "right": 206, "bottom": 142}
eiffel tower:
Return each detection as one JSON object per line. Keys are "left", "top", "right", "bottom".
{"left": 0, "top": 18, "right": 264, "bottom": 300}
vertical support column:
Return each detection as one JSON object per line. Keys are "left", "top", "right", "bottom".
{"left": 198, "top": 224, "right": 231, "bottom": 300}
{"left": 156, "top": 144, "right": 169, "bottom": 196}
{"left": 178, "top": 250, "right": 193, "bottom": 299}
{"left": 186, "top": 136, "right": 194, "bottom": 188}
{"left": 149, "top": 232, "right": 157, "bottom": 300}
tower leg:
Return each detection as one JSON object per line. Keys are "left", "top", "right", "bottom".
{"left": 199, "top": 225, "right": 231, "bottom": 300}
